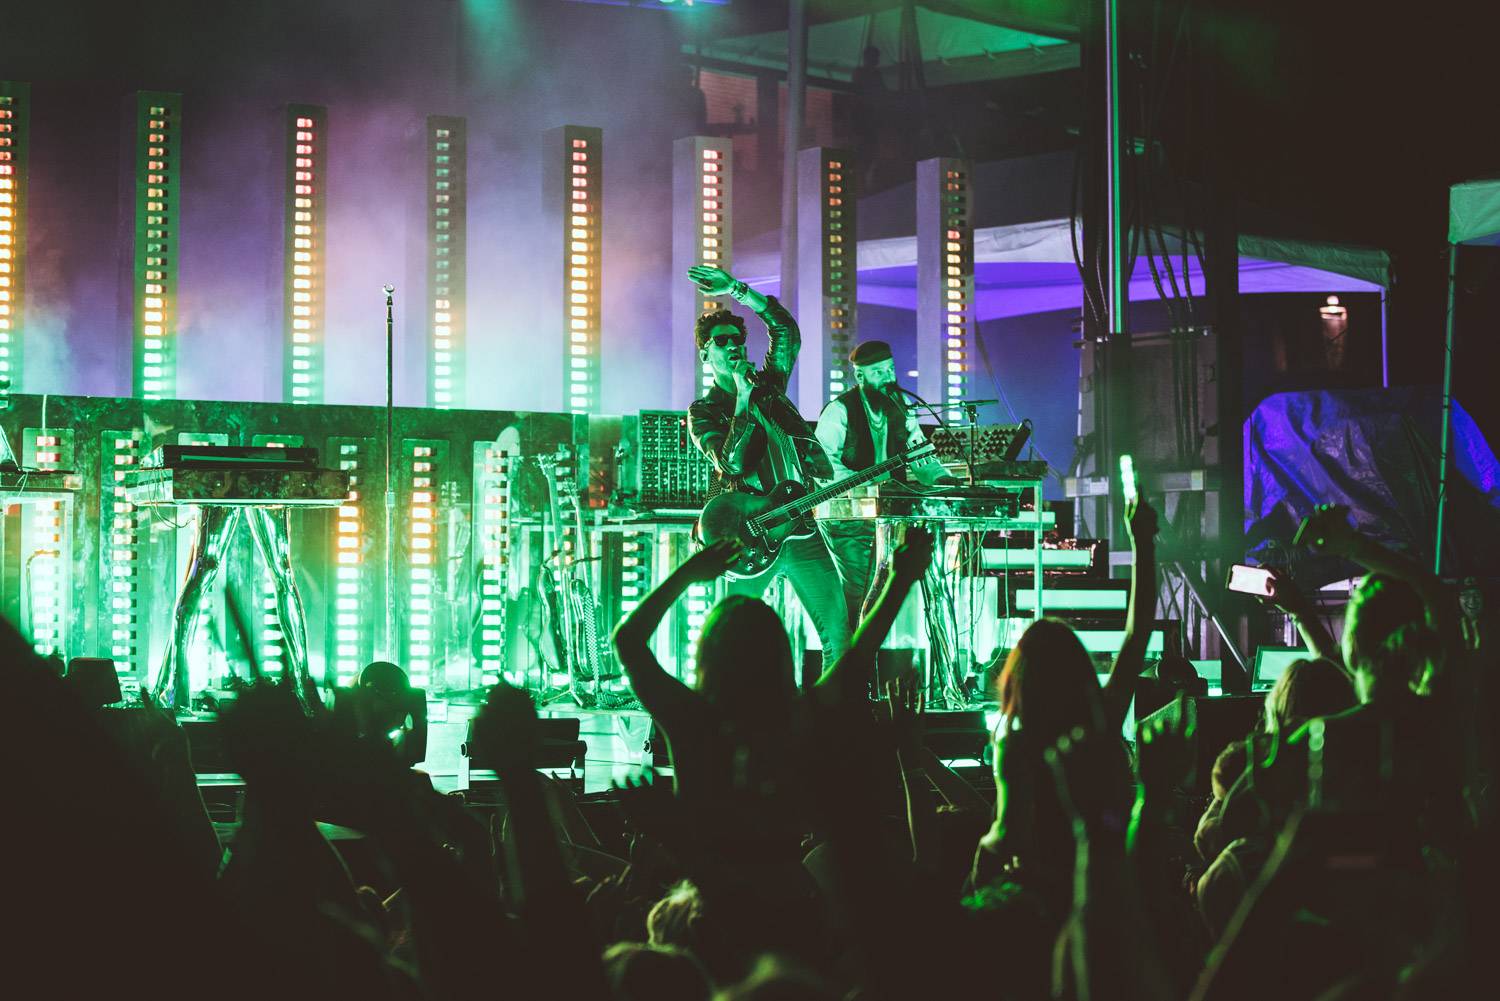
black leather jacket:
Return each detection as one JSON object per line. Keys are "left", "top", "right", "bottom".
{"left": 687, "top": 296, "right": 830, "bottom": 496}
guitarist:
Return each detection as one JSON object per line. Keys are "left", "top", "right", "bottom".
{"left": 815, "top": 339, "right": 953, "bottom": 625}
{"left": 684, "top": 264, "right": 851, "bottom": 674}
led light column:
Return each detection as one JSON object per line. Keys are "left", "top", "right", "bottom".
{"left": 0, "top": 81, "right": 28, "bottom": 397}
{"left": 402, "top": 439, "right": 450, "bottom": 690}
{"left": 428, "top": 116, "right": 467, "bottom": 409}
{"left": 545, "top": 126, "right": 602, "bottom": 414}
{"left": 795, "top": 147, "right": 856, "bottom": 414}
{"left": 101, "top": 431, "right": 148, "bottom": 677}
{"left": 471, "top": 443, "right": 511, "bottom": 687}
{"left": 130, "top": 92, "right": 182, "bottom": 400}
{"left": 21, "top": 428, "right": 74, "bottom": 656}
{"left": 917, "top": 157, "right": 974, "bottom": 420}
{"left": 671, "top": 136, "right": 733, "bottom": 406}
{"left": 284, "top": 105, "right": 327, "bottom": 404}
{"left": 327, "top": 437, "right": 376, "bottom": 687}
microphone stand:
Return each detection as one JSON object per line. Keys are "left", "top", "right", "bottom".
{"left": 382, "top": 284, "right": 397, "bottom": 662}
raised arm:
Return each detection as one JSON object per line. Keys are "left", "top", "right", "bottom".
{"left": 1102, "top": 498, "right": 1158, "bottom": 727}
{"left": 687, "top": 264, "right": 799, "bottom": 382}
{"left": 612, "top": 541, "right": 740, "bottom": 717}
{"left": 1263, "top": 569, "right": 1340, "bottom": 663}
{"left": 814, "top": 526, "right": 935, "bottom": 706}
{"left": 1298, "top": 503, "right": 1458, "bottom": 638}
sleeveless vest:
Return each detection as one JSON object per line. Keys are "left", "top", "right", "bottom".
{"left": 837, "top": 386, "right": 907, "bottom": 473}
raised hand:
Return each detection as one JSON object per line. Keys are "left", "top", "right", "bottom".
{"left": 686, "top": 265, "right": 736, "bottom": 296}
{"left": 1125, "top": 496, "right": 1158, "bottom": 544}
{"left": 677, "top": 538, "right": 743, "bottom": 582}
{"left": 1262, "top": 567, "right": 1311, "bottom": 614}
{"left": 883, "top": 672, "right": 925, "bottom": 749}
{"left": 470, "top": 681, "right": 540, "bottom": 772}
{"left": 1294, "top": 503, "right": 1357, "bottom": 555}
{"left": 1136, "top": 692, "right": 1196, "bottom": 800}
{"left": 890, "top": 525, "right": 936, "bottom": 581}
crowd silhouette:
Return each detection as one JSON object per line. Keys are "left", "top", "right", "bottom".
{"left": 6, "top": 498, "right": 1494, "bottom": 999}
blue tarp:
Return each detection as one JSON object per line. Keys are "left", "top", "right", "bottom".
{"left": 1244, "top": 387, "right": 1500, "bottom": 580}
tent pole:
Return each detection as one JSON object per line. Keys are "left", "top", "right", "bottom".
{"left": 1380, "top": 289, "right": 1389, "bottom": 388}
{"left": 780, "top": 0, "right": 807, "bottom": 309}
{"left": 1434, "top": 242, "right": 1457, "bottom": 575}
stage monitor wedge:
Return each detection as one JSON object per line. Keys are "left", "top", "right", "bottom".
{"left": 796, "top": 146, "right": 856, "bottom": 414}
{"left": 0, "top": 81, "right": 28, "bottom": 400}
{"left": 283, "top": 104, "right": 327, "bottom": 405}
{"left": 917, "top": 157, "right": 974, "bottom": 422}
{"left": 671, "top": 135, "right": 733, "bottom": 407}
{"left": 545, "top": 125, "right": 603, "bottom": 415}
{"left": 128, "top": 92, "right": 182, "bottom": 400}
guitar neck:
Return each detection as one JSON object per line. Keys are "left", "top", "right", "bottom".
{"left": 774, "top": 450, "right": 915, "bottom": 520}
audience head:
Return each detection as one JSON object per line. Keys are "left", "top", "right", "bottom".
{"left": 998, "top": 618, "right": 1106, "bottom": 744}
{"left": 1263, "top": 657, "right": 1357, "bottom": 734}
{"left": 1342, "top": 574, "right": 1425, "bottom": 699}
{"left": 714, "top": 956, "right": 840, "bottom": 1001}
{"left": 603, "top": 942, "right": 712, "bottom": 1001}
{"left": 695, "top": 597, "right": 796, "bottom": 716}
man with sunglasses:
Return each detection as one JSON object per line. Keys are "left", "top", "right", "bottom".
{"left": 685, "top": 265, "right": 851, "bottom": 675}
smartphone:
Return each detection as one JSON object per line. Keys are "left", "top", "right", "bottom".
{"left": 1226, "top": 563, "right": 1276, "bottom": 597}
{"left": 1119, "top": 454, "right": 1138, "bottom": 506}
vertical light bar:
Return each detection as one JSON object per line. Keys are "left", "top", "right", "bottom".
{"left": 21, "top": 427, "right": 73, "bottom": 656}
{"left": 101, "top": 431, "right": 148, "bottom": 678}
{"left": 544, "top": 125, "right": 602, "bottom": 415}
{"left": 427, "top": 116, "right": 467, "bottom": 409}
{"left": 131, "top": 91, "right": 182, "bottom": 400}
{"left": 403, "top": 439, "right": 448, "bottom": 690}
{"left": 795, "top": 146, "right": 856, "bottom": 413}
{"left": 250, "top": 435, "right": 302, "bottom": 674}
{"left": 671, "top": 135, "right": 734, "bottom": 406}
{"left": 284, "top": 104, "right": 327, "bottom": 404}
{"left": 917, "top": 157, "right": 974, "bottom": 421}
{"left": 472, "top": 443, "right": 510, "bottom": 687}
{"left": 327, "top": 437, "right": 375, "bottom": 687}
{"left": 0, "top": 82, "right": 28, "bottom": 399}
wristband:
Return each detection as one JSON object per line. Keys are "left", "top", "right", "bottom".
{"left": 729, "top": 280, "right": 749, "bottom": 301}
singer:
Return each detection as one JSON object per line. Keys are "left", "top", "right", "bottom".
{"left": 684, "top": 265, "right": 851, "bottom": 676}
{"left": 814, "top": 340, "right": 951, "bottom": 625}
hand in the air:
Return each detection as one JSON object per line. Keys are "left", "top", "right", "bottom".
{"left": 1296, "top": 503, "right": 1357, "bottom": 556}
{"left": 891, "top": 525, "right": 936, "bottom": 580}
{"left": 1125, "top": 496, "right": 1158, "bottom": 544}
{"left": 1262, "top": 568, "right": 1310, "bottom": 614}
{"left": 470, "top": 681, "right": 540, "bottom": 771}
{"left": 687, "top": 265, "right": 736, "bottom": 296}
{"left": 679, "top": 539, "right": 743, "bottom": 582}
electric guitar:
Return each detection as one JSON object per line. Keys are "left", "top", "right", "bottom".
{"left": 697, "top": 440, "right": 938, "bottom": 579}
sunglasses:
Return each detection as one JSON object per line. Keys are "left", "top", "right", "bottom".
{"left": 709, "top": 332, "right": 747, "bottom": 347}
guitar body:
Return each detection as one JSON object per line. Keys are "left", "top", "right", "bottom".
{"left": 698, "top": 481, "right": 817, "bottom": 579}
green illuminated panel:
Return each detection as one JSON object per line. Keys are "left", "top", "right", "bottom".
{"left": 999, "top": 617, "right": 1164, "bottom": 656}
{"left": 284, "top": 105, "right": 326, "bottom": 404}
{"left": 20, "top": 426, "right": 73, "bottom": 656}
{"left": 1013, "top": 587, "right": 1127, "bottom": 611}
{"left": 327, "top": 436, "right": 376, "bottom": 687}
{"left": 428, "top": 116, "right": 466, "bottom": 409}
{"left": 132, "top": 91, "right": 181, "bottom": 400}
{"left": 0, "top": 81, "right": 28, "bottom": 397}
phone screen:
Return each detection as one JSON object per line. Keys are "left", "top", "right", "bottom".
{"left": 1227, "top": 563, "right": 1275, "bottom": 597}
{"left": 1119, "top": 454, "right": 1137, "bottom": 506}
